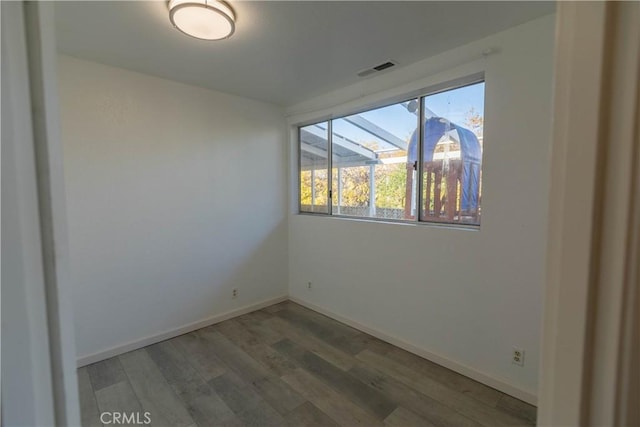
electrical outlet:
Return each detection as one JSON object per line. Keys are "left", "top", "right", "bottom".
{"left": 232, "top": 288, "right": 238, "bottom": 299}
{"left": 307, "top": 281, "right": 312, "bottom": 289}
{"left": 512, "top": 347, "right": 525, "bottom": 366}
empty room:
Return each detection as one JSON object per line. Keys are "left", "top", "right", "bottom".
{"left": 2, "top": 1, "right": 639, "bottom": 426}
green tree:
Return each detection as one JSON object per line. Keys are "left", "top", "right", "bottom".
{"left": 375, "top": 164, "right": 407, "bottom": 208}
{"left": 300, "top": 169, "right": 328, "bottom": 207}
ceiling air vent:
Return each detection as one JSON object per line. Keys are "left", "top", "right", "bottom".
{"left": 357, "top": 60, "right": 397, "bottom": 77}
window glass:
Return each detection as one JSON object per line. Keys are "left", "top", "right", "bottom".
{"left": 421, "top": 82, "right": 484, "bottom": 225}
{"left": 299, "top": 122, "right": 329, "bottom": 213}
{"left": 298, "top": 79, "right": 484, "bottom": 227}
{"left": 331, "top": 100, "right": 418, "bottom": 220}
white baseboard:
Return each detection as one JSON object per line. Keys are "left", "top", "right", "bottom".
{"left": 76, "top": 295, "right": 288, "bottom": 367}
{"left": 77, "top": 293, "right": 537, "bottom": 406}
{"left": 289, "top": 296, "right": 538, "bottom": 406}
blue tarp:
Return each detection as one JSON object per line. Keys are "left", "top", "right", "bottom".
{"left": 408, "top": 117, "right": 482, "bottom": 211}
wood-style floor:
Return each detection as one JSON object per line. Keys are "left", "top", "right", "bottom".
{"left": 78, "top": 301, "right": 536, "bottom": 427}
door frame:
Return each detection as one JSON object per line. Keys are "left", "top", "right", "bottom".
{"left": 538, "top": 2, "right": 640, "bottom": 425}
{"left": 1, "top": 1, "right": 80, "bottom": 425}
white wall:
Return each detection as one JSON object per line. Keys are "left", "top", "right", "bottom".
{"left": 287, "top": 15, "right": 556, "bottom": 402}
{"left": 58, "top": 56, "right": 288, "bottom": 362}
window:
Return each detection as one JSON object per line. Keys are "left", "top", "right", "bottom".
{"left": 298, "top": 80, "right": 484, "bottom": 226}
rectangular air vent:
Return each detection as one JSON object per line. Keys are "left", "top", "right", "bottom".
{"left": 373, "top": 61, "right": 395, "bottom": 71}
{"left": 357, "top": 60, "right": 397, "bottom": 77}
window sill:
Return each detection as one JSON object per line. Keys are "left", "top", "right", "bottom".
{"left": 295, "top": 211, "right": 480, "bottom": 231}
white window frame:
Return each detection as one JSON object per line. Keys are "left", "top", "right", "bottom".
{"left": 296, "top": 73, "right": 485, "bottom": 228}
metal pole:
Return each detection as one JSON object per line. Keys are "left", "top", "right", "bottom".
{"left": 327, "top": 121, "right": 333, "bottom": 215}
{"left": 417, "top": 98, "right": 425, "bottom": 222}
{"left": 411, "top": 169, "right": 417, "bottom": 216}
{"left": 337, "top": 167, "right": 342, "bottom": 214}
{"left": 311, "top": 168, "right": 315, "bottom": 210}
{"left": 369, "top": 164, "right": 376, "bottom": 217}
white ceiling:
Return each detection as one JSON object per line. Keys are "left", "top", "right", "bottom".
{"left": 55, "top": 1, "right": 554, "bottom": 106}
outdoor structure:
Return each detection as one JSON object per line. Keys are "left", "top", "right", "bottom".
{"left": 300, "top": 121, "right": 387, "bottom": 216}
{"left": 406, "top": 115, "right": 483, "bottom": 223}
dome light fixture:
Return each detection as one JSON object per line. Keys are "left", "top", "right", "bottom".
{"left": 168, "top": 0, "right": 235, "bottom": 41}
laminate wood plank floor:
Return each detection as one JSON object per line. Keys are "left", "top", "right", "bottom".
{"left": 78, "top": 301, "right": 536, "bottom": 427}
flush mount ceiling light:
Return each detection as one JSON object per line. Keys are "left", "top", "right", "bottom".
{"left": 168, "top": 0, "right": 235, "bottom": 41}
